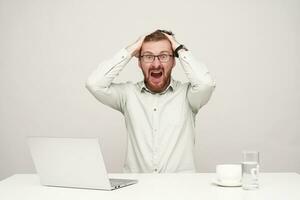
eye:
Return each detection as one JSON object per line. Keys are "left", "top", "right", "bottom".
{"left": 144, "top": 55, "right": 154, "bottom": 59}
{"left": 159, "top": 54, "right": 168, "bottom": 60}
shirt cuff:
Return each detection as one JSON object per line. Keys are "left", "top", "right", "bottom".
{"left": 177, "top": 49, "right": 191, "bottom": 61}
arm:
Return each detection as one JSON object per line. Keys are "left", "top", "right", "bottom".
{"left": 163, "top": 33, "right": 216, "bottom": 113}
{"left": 178, "top": 50, "right": 216, "bottom": 113}
{"left": 86, "top": 36, "right": 145, "bottom": 112}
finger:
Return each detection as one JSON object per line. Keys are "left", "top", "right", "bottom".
{"left": 162, "top": 32, "right": 174, "bottom": 40}
{"left": 138, "top": 35, "right": 146, "bottom": 44}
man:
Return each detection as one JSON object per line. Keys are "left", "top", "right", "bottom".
{"left": 86, "top": 30, "right": 215, "bottom": 173}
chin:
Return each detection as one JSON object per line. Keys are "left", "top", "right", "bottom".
{"left": 145, "top": 76, "right": 170, "bottom": 93}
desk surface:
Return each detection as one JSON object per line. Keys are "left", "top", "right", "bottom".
{"left": 0, "top": 173, "right": 299, "bottom": 200}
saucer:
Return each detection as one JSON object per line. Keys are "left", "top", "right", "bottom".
{"left": 212, "top": 178, "right": 242, "bottom": 187}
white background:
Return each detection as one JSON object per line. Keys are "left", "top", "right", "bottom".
{"left": 0, "top": 0, "right": 299, "bottom": 180}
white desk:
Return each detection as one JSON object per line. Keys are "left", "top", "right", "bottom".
{"left": 0, "top": 173, "right": 299, "bottom": 200}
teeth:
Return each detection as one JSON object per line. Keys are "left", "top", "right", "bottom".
{"left": 151, "top": 72, "right": 161, "bottom": 75}
{"left": 150, "top": 70, "right": 162, "bottom": 74}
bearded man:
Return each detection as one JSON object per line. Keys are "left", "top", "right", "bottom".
{"left": 86, "top": 30, "right": 216, "bottom": 173}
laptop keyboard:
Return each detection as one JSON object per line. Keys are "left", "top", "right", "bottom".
{"left": 109, "top": 178, "right": 130, "bottom": 187}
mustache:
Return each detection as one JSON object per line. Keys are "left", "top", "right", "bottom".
{"left": 148, "top": 67, "right": 164, "bottom": 72}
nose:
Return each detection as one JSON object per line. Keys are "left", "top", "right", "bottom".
{"left": 152, "top": 57, "right": 161, "bottom": 68}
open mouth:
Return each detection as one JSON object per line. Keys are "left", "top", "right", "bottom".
{"left": 150, "top": 71, "right": 163, "bottom": 78}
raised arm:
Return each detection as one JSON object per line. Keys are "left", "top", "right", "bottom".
{"left": 85, "top": 36, "right": 145, "bottom": 112}
{"left": 163, "top": 33, "right": 216, "bottom": 113}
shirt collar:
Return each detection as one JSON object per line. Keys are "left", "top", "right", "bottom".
{"left": 139, "top": 78, "right": 175, "bottom": 94}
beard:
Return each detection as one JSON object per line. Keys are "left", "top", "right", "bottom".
{"left": 144, "top": 68, "right": 171, "bottom": 93}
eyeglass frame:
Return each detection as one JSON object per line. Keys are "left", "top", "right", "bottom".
{"left": 139, "top": 53, "right": 174, "bottom": 63}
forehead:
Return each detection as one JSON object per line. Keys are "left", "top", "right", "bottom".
{"left": 141, "top": 40, "right": 173, "bottom": 54}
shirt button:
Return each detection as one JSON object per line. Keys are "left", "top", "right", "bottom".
{"left": 153, "top": 108, "right": 157, "bottom": 111}
{"left": 154, "top": 169, "right": 158, "bottom": 172}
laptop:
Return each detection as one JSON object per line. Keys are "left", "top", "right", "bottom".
{"left": 27, "top": 137, "right": 138, "bottom": 190}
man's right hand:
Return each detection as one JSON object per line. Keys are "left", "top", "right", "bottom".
{"left": 126, "top": 35, "right": 146, "bottom": 58}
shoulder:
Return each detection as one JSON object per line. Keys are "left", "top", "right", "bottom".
{"left": 171, "top": 79, "right": 189, "bottom": 91}
{"left": 109, "top": 81, "right": 144, "bottom": 93}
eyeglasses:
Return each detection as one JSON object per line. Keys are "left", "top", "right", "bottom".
{"left": 140, "top": 54, "right": 174, "bottom": 63}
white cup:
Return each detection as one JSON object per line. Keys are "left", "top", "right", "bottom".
{"left": 216, "top": 164, "right": 242, "bottom": 184}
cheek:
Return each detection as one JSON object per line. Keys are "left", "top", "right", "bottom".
{"left": 164, "top": 65, "right": 174, "bottom": 75}
{"left": 140, "top": 65, "right": 150, "bottom": 76}
{"left": 166, "top": 69, "right": 172, "bottom": 76}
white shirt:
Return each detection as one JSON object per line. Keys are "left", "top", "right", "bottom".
{"left": 86, "top": 48, "right": 216, "bottom": 173}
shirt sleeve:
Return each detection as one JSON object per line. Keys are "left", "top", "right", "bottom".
{"left": 85, "top": 48, "right": 132, "bottom": 113}
{"left": 178, "top": 50, "right": 216, "bottom": 113}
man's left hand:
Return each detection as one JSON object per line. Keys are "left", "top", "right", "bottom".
{"left": 162, "top": 33, "right": 181, "bottom": 51}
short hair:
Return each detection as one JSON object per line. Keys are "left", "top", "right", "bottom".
{"left": 140, "top": 30, "right": 174, "bottom": 56}
{"left": 143, "top": 29, "right": 174, "bottom": 42}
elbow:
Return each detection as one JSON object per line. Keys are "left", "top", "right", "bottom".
{"left": 85, "top": 77, "right": 99, "bottom": 93}
{"left": 85, "top": 77, "right": 108, "bottom": 93}
{"left": 85, "top": 78, "right": 93, "bottom": 91}
{"left": 204, "top": 74, "right": 216, "bottom": 87}
{"left": 207, "top": 78, "right": 216, "bottom": 89}
{"left": 194, "top": 78, "right": 216, "bottom": 91}
{"left": 204, "top": 80, "right": 216, "bottom": 95}
{"left": 201, "top": 75, "right": 216, "bottom": 92}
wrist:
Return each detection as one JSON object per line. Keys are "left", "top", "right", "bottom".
{"left": 173, "top": 42, "right": 181, "bottom": 50}
{"left": 174, "top": 44, "right": 188, "bottom": 57}
{"left": 126, "top": 45, "right": 137, "bottom": 57}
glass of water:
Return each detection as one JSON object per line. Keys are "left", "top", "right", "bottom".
{"left": 242, "top": 151, "right": 260, "bottom": 190}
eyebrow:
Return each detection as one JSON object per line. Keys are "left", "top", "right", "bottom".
{"left": 160, "top": 51, "right": 172, "bottom": 54}
{"left": 142, "top": 51, "right": 153, "bottom": 55}
{"left": 142, "top": 51, "right": 172, "bottom": 55}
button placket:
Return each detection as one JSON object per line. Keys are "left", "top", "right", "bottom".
{"left": 152, "top": 95, "right": 159, "bottom": 170}
{"left": 152, "top": 96, "right": 159, "bottom": 135}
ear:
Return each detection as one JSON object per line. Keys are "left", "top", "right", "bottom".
{"left": 138, "top": 59, "right": 142, "bottom": 68}
{"left": 171, "top": 58, "right": 176, "bottom": 68}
